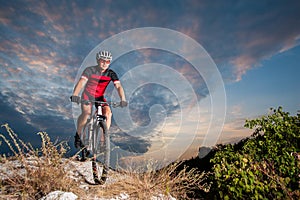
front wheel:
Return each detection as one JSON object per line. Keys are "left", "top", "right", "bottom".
{"left": 95, "top": 121, "right": 110, "bottom": 184}
{"left": 95, "top": 121, "right": 110, "bottom": 165}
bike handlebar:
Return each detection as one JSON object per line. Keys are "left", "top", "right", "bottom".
{"left": 80, "top": 99, "right": 121, "bottom": 108}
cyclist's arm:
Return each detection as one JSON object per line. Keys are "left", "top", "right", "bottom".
{"left": 72, "top": 77, "right": 88, "bottom": 96}
{"left": 114, "top": 82, "right": 126, "bottom": 101}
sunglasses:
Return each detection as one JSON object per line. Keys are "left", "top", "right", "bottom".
{"left": 99, "top": 59, "right": 111, "bottom": 64}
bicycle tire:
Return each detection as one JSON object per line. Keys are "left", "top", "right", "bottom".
{"left": 95, "top": 121, "right": 110, "bottom": 184}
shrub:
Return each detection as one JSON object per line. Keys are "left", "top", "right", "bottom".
{"left": 210, "top": 107, "right": 300, "bottom": 199}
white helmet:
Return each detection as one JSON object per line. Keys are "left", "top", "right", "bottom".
{"left": 96, "top": 50, "right": 112, "bottom": 61}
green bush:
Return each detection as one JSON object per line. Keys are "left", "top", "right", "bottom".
{"left": 210, "top": 107, "right": 300, "bottom": 199}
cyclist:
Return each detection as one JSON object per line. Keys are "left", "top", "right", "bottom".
{"left": 70, "top": 50, "right": 127, "bottom": 149}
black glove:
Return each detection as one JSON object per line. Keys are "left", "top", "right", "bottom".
{"left": 120, "top": 101, "right": 128, "bottom": 107}
{"left": 70, "top": 95, "right": 80, "bottom": 104}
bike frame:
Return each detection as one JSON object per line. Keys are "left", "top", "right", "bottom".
{"left": 77, "top": 100, "right": 120, "bottom": 184}
{"left": 85, "top": 104, "right": 105, "bottom": 154}
{"left": 82, "top": 101, "right": 108, "bottom": 155}
{"left": 81, "top": 101, "right": 119, "bottom": 162}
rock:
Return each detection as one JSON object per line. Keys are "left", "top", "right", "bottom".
{"left": 198, "top": 146, "right": 212, "bottom": 159}
{"left": 39, "top": 191, "right": 78, "bottom": 200}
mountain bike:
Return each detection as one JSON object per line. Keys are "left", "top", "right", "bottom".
{"left": 78, "top": 99, "right": 121, "bottom": 185}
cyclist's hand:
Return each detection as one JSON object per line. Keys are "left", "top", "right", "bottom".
{"left": 120, "top": 101, "right": 128, "bottom": 107}
{"left": 70, "top": 95, "right": 80, "bottom": 104}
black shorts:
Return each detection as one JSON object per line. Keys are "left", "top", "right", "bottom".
{"left": 81, "top": 91, "right": 107, "bottom": 108}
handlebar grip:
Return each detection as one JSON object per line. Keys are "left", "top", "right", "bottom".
{"left": 111, "top": 102, "right": 120, "bottom": 108}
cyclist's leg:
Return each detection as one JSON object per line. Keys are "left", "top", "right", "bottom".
{"left": 77, "top": 92, "right": 93, "bottom": 135}
{"left": 75, "top": 102, "right": 92, "bottom": 149}
{"left": 75, "top": 103, "right": 92, "bottom": 158}
{"left": 98, "top": 105, "right": 111, "bottom": 143}
{"left": 77, "top": 103, "right": 92, "bottom": 135}
{"left": 102, "top": 105, "right": 112, "bottom": 129}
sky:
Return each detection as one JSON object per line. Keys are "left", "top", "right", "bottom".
{"left": 0, "top": 0, "right": 300, "bottom": 167}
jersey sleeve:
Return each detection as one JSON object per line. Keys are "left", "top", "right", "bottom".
{"left": 110, "top": 70, "right": 120, "bottom": 84}
{"left": 81, "top": 67, "right": 92, "bottom": 80}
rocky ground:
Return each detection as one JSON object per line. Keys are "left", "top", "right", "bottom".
{"left": 0, "top": 157, "right": 176, "bottom": 200}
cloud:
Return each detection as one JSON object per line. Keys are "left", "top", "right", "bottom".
{"left": 169, "top": 1, "right": 300, "bottom": 82}
{"left": 2, "top": 0, "right": 299, "bottom": 85}
{"left": 1, "top": 0, "right": 299, "bottom": 159}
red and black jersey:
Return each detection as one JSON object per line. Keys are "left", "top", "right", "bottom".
{"left": 81, "top": 65, "right": 120, "bottom": 98}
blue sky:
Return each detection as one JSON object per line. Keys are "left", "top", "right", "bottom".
{"left": 0, "top": 0, "right": 299, "bottom": 162}
{"left": 226, "top": 45, "right": 300, "bottom": 117}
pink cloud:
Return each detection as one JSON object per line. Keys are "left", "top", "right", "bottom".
{"left": 230, "top": 55, "right": 256, "bottom": 82}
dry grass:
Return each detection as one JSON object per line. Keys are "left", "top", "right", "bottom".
{"left": 0, "top": 124, "right": 210, "bottom": 199}
{"left": 0, "top": 124, "right": 83, "bottom": 200}
{"left": 96, "top": 160, "right": 211, "bottom": 199}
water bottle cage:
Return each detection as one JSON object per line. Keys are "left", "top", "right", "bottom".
{"left": 97, "top": 114, "right": 106, "bottom": 122}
